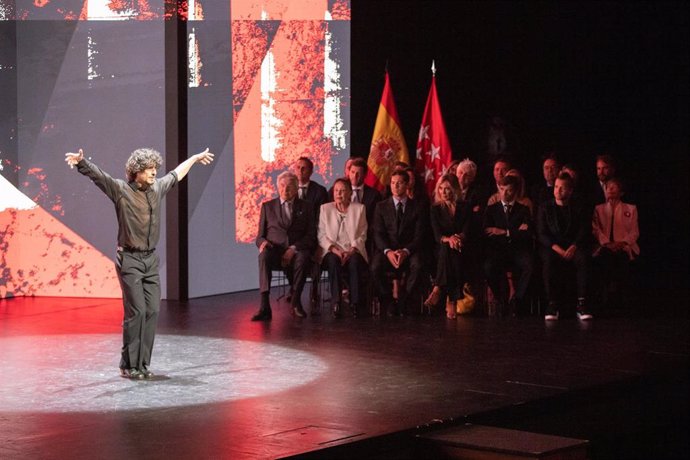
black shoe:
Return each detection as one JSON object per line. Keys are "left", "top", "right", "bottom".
{"left": 310, "top": 297, "right": 321, "bottom": 316}
{"left": 251, "top": 308, "right": 272, "bottom": 321}
{"left": 387, "top": 300, "right": 400, "bottom": 317}
{"left": 120, "top": 368, "right": 144, "bottom": 380}
{"left": 292, "top": 305, "right": 307, "bottom": 318}
{"left": 508, "top": 298, "right": 520, "bottom": 318}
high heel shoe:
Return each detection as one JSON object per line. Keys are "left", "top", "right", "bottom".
{"left": 446, "top": 299, "right": 457, "bottom": 319}
{"left": 424, "top": 287, "right": 442, "bottom": 308}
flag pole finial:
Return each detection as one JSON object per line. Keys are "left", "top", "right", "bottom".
{"left": 431, "top": 60, "right": 436, "bottom": 76}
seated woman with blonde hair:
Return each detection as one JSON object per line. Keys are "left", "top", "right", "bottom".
{"left": 425, "top": 174, "right": 471, "bottom": 318}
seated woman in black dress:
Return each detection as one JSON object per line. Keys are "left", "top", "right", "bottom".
{"left": 424, "top": 174, "right": 471, "bottom": 319}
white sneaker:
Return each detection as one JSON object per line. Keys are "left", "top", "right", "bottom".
{"left": 577, "top": 310, "right": 593, "bottom": 320}
{"left": 545, "top": 311, "right": 559, "bottom": 321}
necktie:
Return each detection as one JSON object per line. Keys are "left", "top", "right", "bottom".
{"left": 299, "top": 186, "right": 307, "bottom": 200}
{"left": 353, "top": 189, "right": 361, "bottom": 203}
{"left": 504, "top": 204, "right": 512, "bottom": 215}
{"left": 396, "top": 201, "right": 404, "bottom": 232}
{"left": 283, "top": 201, "right": 292, "bottom": 224}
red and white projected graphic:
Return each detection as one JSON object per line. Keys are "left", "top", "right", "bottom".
{"left": 1, "top": 0, "right": 350, "bottom": 297}
{"left": 232, "top": 0, "right": 350, "bottom": 243}
{"left": 0, "top": 174, "right": 120, "bottom": 298}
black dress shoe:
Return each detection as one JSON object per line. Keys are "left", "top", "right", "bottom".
{"left": 251, "top": 308, "right": 272, "bottom": 321}
{"left": 309, "top": 297, "right": 321, "bottom": 316}
{"left": 292, "top": 305, "right": 307, "bottom": 318}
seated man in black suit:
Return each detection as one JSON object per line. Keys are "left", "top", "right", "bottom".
{"left": 371, "top": 170, "right": 427, "bottom": 316}
{"left": 252, "top": 171, "right": 316, "bottom": 321}
{"left": 537, "top": 172, "right": 593, "bottom": 321}
{"left": 483, "top": 175, "right": 534, "bottom": 317}
{"left": 293, "top": 156, "right": 329, "bottom": 314}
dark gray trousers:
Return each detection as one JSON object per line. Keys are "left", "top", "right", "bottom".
{"left": 116, "top": 250, "right": 160, "bottom": 370}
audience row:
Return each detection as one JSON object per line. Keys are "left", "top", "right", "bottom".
{"left": 251, "top": 154, "right": 639, "bottom": 322}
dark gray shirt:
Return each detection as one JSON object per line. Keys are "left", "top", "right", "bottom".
{"left": 77, "top": 158, "right": 178, "bottom": 251}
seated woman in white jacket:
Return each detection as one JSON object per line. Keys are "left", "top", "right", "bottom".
{"left": 592, "top": 177, "right": 639, "bottom": 306}
{"left": 317, "top": 178, "right": 368, "bottom": 317}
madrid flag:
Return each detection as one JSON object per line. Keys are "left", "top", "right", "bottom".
{"left": 415, "top": 64, "right": 452, "bottom": 197}
{"left": 365, "top": 71, "right": 409, "bottom": 191}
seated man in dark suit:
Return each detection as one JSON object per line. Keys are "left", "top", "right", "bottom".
{"left": 537, "top": 172, "right": 593, "bottom": 321}
{"left": 252, "top": 171, "right": 316, "bottom": 321}
{"left": 371, "top": 170, "right": 427, "bottom": 316}
{"left": 293, "top": 156, "right": 329, "bottom": 314}
{"left": 483, "top": 175, "right": 534, "bottom": 317}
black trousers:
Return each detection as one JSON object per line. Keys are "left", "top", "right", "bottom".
{"left": 116, "top": 250, "right": 160, "bottom": 371}
{"left": 483, "top": 247, "right": 533, "bottom": 302}
{"left": 258, "top": 246, "right": 311, "bottom": 306}
{"left": 371, "top": 251, "right": 423, "bottom": 304}
{"left": 322, "top": 252, "right": 367, "bottom": 306}
{"left": 433, "top": 244, "right": 465, "bottom": 301}
{"left": 540, "top": 247, "right": 588, "bottom": 303}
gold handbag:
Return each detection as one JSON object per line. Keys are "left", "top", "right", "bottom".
{"left": 456, "top": 283, "right": 475, "bottom": 314}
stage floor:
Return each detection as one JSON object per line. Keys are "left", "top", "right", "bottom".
{"left": 1, "top": 291, "right": 688, "bottom": 459}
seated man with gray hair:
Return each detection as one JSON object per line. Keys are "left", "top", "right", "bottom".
{"left": 253, "top": 171, "right": 316, "bottom": 320}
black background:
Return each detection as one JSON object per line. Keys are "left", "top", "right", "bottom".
{"left": 351, "top": 0, "right": 689, "bottom": 307}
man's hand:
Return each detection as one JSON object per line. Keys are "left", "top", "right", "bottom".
{"left": 65, "top": 149, "right": 84, "bottom": 169}
{"left": 518, "top": 223, "right": 529, "bottom": 231}
{"left": 195, "top": 148, "right": 214, "bottom": 165}
{"left": 386, "top": 250, "right": 400, "bottom": 269}
{"left": 485, "top": 227, "right": 506, "bottom": 237}
{"left": 281, "top": 247, "right": 296, "bottom": 267}
{"left": 563, "top": 245, "right": 577, "bottom": 261}
{"left": 259, "top": 240, "right": 272, "bottom": 254}
{"left": 174, "top": 148, "right": 214, "bottom": 181}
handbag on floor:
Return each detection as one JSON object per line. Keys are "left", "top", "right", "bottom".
{"left": 456, "top": 283, "right": 475, "bottom": 315}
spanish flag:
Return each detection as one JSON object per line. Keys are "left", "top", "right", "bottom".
{"left": 365, "top": 71, "right": 409, "bottom": 191}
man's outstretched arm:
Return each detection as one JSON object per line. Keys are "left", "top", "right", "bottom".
{"left": 173, "top": 148, "right": 214, "bottom": 181}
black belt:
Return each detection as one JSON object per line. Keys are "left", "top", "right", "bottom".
{"left": 118, "top": 246, "right": 155, "bottom": 255}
